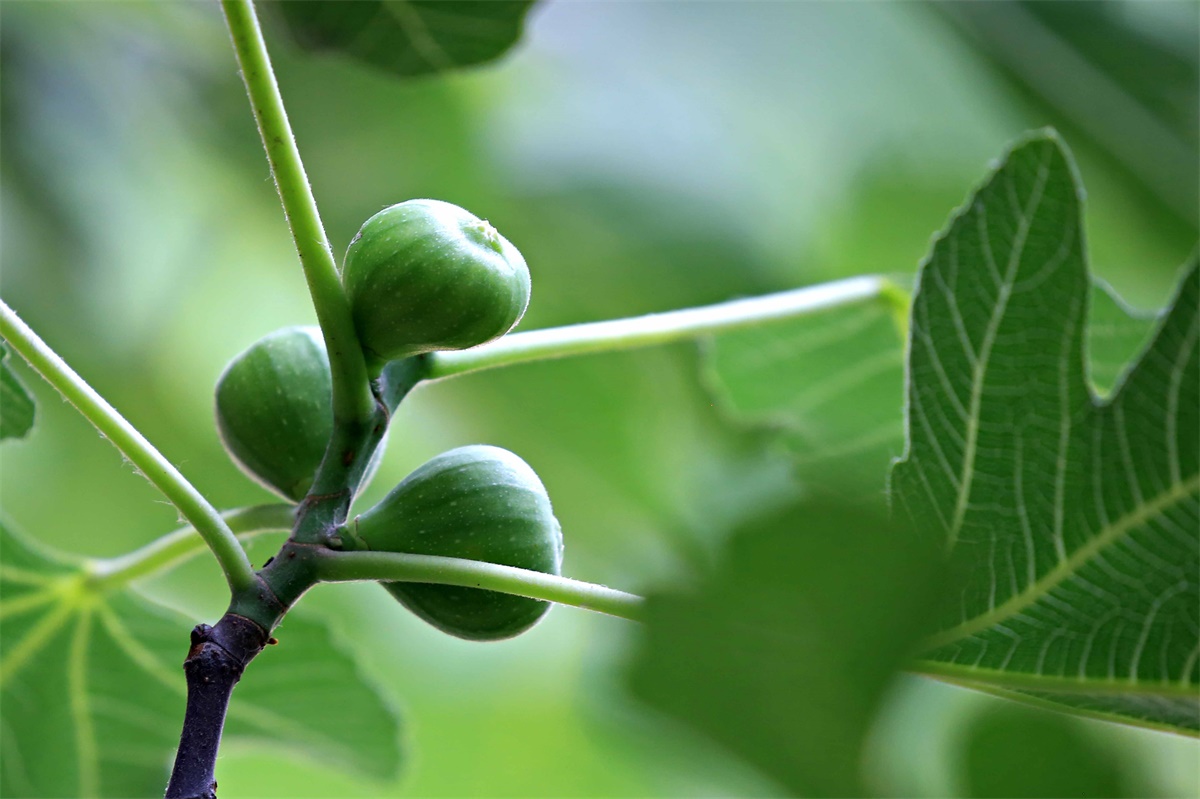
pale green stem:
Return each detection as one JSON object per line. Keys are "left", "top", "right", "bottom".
{"left": 314, "top": 550, "right": 646, "bottom": 622}
{"left": 879, "top": 278, "right": 912, "bottom": 340}
{"left": 87, "top": 504, "right": 295, "bottom": 591}
{"left": 0, "top": 300, "right": 258, "bottom": 594}
{"left": 426, "top": 275, "right": 896, "bottom": 380}
{"left": 221, "top": 0, "right": 374, "bottom": 426}
{"left": 3, "top": 271, "right": 910, "bottom": 604}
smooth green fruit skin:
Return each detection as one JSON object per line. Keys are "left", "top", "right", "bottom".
{"left": 350, "top": 445, "right": 563, "bottom": 641}
{"left": 342, "top": 199, "right": 531, "bottom": 363}
{"left": 215, "top": 327, "right": 332, "bottom": 502}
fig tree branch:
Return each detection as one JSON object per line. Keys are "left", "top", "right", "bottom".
{"left": 165, "top": 614, "right": 271, "bottom": 799}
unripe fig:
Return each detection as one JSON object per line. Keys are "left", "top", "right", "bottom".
{"left": 215, "top": 326, "right": 333, "bottom": 502}
{"left": 346, "top": 445, "right": 563, "bottom": 641}
{"left": 342, "top": 199, "right": 531, "bottom": 363}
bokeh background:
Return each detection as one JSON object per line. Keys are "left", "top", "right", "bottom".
{"left": 2, "top": 1, "right": 1197, "bottom": 795}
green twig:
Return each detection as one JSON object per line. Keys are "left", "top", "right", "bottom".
{"left": 314, "top": 549, "right": 646, "bottom": 622}
{"left": 0, "top": 299, "right": 258, "bottom": 594}
{"left": 425, "top": 275, "right": 896, "bottom": 380}
{"left": 220, "top": 0, "right": 374, "bottom": 427}
{"left": 87, "top": 504, "right": 295, "bottom": 590}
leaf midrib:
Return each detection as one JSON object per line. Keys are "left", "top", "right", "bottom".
{"left": 0, "top": 597, "right": 77, "bottom": 684}
{"left": 384, "top": 1, "right": 454, "bottom": 71}
{"left": 913, "top": 659, "right": 1200, "bottom": 697}
{"left": 939, "top": 680, "right": 1199, "bottom": 738}
{"left": 948, "top": 150, "right": 1052, "bottom": 547}
{"left": 68, "top": 609, "right": 98, "bottom": 798}
{"left": 923, "top": 472, "right": 1200, "bottom": 652}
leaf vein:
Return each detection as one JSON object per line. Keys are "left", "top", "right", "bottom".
{"left": 924, "top": 473, "right": 1200, "bottom": 651}
{"left": 948, "top": 147, "right": 1054, "bottom": 547}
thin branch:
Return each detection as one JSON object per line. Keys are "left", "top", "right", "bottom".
{"left": 314, "top": 549, "right": 646, "bottom": 622}
{"left": 425, "top": 275, "right": 894, "bottom": 380}
{"left": 87, "top": 504, "right": 295, "bottom": 590}
{"left": 220, "top": 0, "right": 375, "bottom": 427}
{"left": 0, "top": 299, "right": 257, "bottom": 594}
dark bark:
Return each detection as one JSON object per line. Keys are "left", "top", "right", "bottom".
{"left": 162, "top": 362, "right": 412, "bottom": 795}
{"left": 164, "top": 613, "right": 269, "bottom": 799}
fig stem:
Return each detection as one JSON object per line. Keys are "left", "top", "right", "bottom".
{"left": 220, "top": 0, "right": 376, "bottom": 429}
{"left": 86, "top": 504, "right": 295, "bottom": 590}
{"left": 426, "top": 275, "right": 903, "bottom": 380}
{"left": 313, "top": 549, "right": 646, "bottom": 622}
{"left": 0, "top": 298, "right": 258, "bottom": 595}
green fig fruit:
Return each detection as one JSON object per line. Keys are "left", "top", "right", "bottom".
{"left": 346, "top": 445, "right": 563, "bottom": 641}
{"left": 215, "top": 327, "right": 336, "bottom": 502}
{"left": 342, "top": 199, "right": 531, "bottom": 364}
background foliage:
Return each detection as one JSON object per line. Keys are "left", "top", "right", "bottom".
{"left": 1, "top": 1, "right": 1197, "bottom": 795}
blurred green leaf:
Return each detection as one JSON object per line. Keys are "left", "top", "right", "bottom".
{"left": 703, "top": 287, "right": 907, "bottom": 501}
{"left": 224, "top": 613, "right": 404, "bottom": 782}
{"left": 960, "top": 703, "right": 1132, "bottom": 798}
{"left": 703, "top": 278, "right": 1161, "bottom": 500}
{"left": 0, "top": 519, "right": 402, "bottom": 796}
{"left": 0, "top": 343, "right": 35, "bottom": 442}
{"left": 890, "top": 131, "right": 1199, "bottom": 733}
{"left": 935, "top": 0, "right": 1199, "bottom": 226}
{"left": 626, "top": 500, "right": 945, "bottom": 797}
{"left": 271, "top": 0, "right": 536, "bottom": 78}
